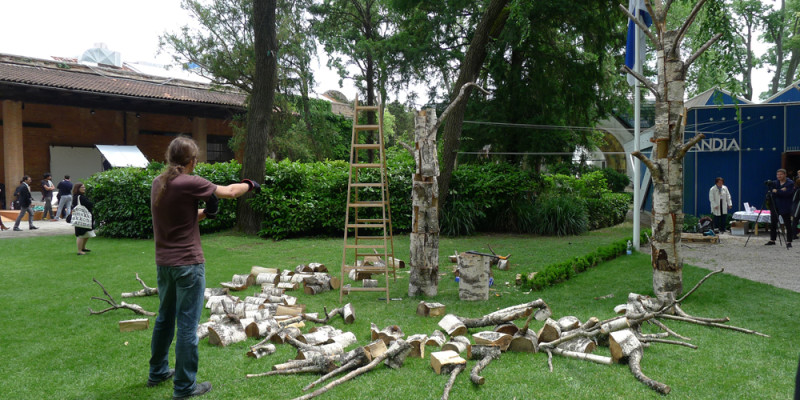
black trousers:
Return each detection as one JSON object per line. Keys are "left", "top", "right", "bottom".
{"left": 769, "top": 212, "right": 792, "bottom": 243}
{"left": 713, "top": 214, "right": 726, "bottom": 232}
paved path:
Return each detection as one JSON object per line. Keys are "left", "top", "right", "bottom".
{"left": 0, "top": 217, "right": 75, "bottom": 238}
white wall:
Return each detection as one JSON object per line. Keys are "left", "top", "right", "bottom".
{"left": 49, "top": 146, "right": 104, "bottom": 184}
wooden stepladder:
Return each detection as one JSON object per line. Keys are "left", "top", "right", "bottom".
{"left": 340, "top": 95, "right": 396, "bottom": 303}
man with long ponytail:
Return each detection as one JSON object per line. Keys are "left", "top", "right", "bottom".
{"left": 147, "top": 136, "right": 260, "bottom": 399}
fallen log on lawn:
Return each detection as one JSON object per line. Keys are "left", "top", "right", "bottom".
{"left": 469, "top": 344, "right": 501, "bottom": 385}
{"left": 440, "top": 364, "right": 465, "bottom": 400}
{"left": 120, "top": 273, "right": 158, "bottom": 298}
{"left": 453, "top": 299, "right": 551, "bottom": 330}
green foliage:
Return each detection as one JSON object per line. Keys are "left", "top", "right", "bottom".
{"left": 585, "top": 192, "right": 632, "bottom": 231}
{"left": 85, "top": 161, "right": 242, "bottom": 239}
{"left": 599, "top": 167, "right": 631, "bottom": 192}
{"left": 530, "top": 194, "right": 589, "bottom": 236}
{"left": 683, "top": 213, "right": 700, "bottom": 233}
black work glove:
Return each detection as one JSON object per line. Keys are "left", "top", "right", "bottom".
{"left": 203, "top": 193, "right": 219, "bottom": 219}
{"left": 241, "top": 179, "right": 261, "bottom": 194}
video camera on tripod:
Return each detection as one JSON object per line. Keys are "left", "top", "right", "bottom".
{"left": 764, "top": 180, "right": 776, "bottom": 189}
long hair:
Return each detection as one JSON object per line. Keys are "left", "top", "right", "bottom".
{"left": 72, "top": 182, "right": 84, "bottom": 197}
{"left": 154, "top": 136, "right": 199, "bottom": 206}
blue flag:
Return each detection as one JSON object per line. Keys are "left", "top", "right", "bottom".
{"left": 625, "top": 0, "right": 652, "bottom": 85}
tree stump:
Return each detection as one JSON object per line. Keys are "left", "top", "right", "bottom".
{"left": 457, "top": 252, "right": 490, "bottom": 301}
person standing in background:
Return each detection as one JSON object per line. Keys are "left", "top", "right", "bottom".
{"left": 71, "top": 182, "right": 95, "bottom": 255}
{"left": 41, "top": 173, "right": 55, "bottom": 220}
{"left": 12, "top": 175, "right": 37, "bottom": 231}
{"left": 765, "top": 169, "right": 795, "bottom": 248}
{"left": 708, "top": 177, "right": 733, "bottom": 234}
{"left": 55, "top": 175, "right": 73, "bottom": 221}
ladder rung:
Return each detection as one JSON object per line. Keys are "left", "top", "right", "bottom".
{"left": 351, "top": 163, "right": 382, "bottom": 168}
{"left": 348, "top": 201, "right": 386, "bottom": 207}
{"left": 355, "top": 253, "right": 391, "bottom": 258}
{"left": 344, "top": 287, "right": 388, "bottom": 292}
{"left": 355, "top": 236, "right": 391, "bottom": 240}
{"left": 350, "top": 183, "right": 384, "bottom": 187}
{"left": 355, "top": 105, "right": 379, "bottom": 112}
{"left": 344, "top": 244, "right": 386, "bottom": 249}
{"left": 356, "top": 219, "right": 388, "bottom": 223}
{"left": 346, "top": 223, "right": 385, "bottom": 228}
{"left": 354, "top": 125, "right": 380, "bottom": 131}
{"left": 342, "top": 265, "right": 390, "bottom": 272}
{"left": 352, "top": 144, "right": 381, "bottom": 149}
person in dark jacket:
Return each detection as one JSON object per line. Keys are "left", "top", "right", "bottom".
{"left": 71, "top": 182, "right": 94, "bottom": 255}
{"left": 12, "top": 175, "right": 38, "bottom": 231}
{"left": 765, "top": 169, "right": 795, "bottom": 248}
{"left": 792, "top": 178, "right": 800, "bottom": 240}
{"left": 40, "top": 173, "right": 55, "bottom": 220}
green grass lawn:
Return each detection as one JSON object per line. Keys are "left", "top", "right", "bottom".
{"left": 1, "top": 224, "right": 797, "bottom": 399}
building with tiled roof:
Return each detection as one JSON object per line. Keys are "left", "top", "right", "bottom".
{"left": 0, "top": 53, "right": 247, "bottom": 207}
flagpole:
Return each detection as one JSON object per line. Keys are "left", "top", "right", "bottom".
{"left": 632, "top": 11, "right": 642, "bottom": 251}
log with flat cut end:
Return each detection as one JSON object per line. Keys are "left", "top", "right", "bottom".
{"left": 255, "top": 272, "right": 280, "bottom": 285}
{"left": 407, "top": 334, "right": 427, "bottom": 358}
{"left": 363, "top": 339, "right": 388, "bottom": 361}
{"left": 469, "top": 344, "right": 501, "bottom": 385}
{"left": 581, "top": 316, "right": 600, "bottom": 330}
{"left": 370, "top": 323, "right": 404, "bottom": 345}
{"left": 276, "top": 305, "right": 306, "bottom": 316}
{"left": 417, "top": 301, "right": 446, "bottom": 317}
{"left": 297, "top": 342, "right": 346, "bottom": 360}
{"left": 244, "top": 296, "right": 267, "bottom": 305}
{"left": 246, "top": 318, "right": 280, "bottom": 338}
{"left": 362, "top": 279, "right": 378, "bottom": 288}
{"left": 247, "top": 342, "right": 276, "bottom": 359}
{"left": 550, "top": 348, "right": 612, "bottom": 365}
{"left": 277, "top": 282, "right": 299, "bottom": 291}
{"left": 537, "top": 318, "right": 561, "bottom": 343}
{"left": 261, "top": 286, "right": 285, "bottom": 297}
{"left": 308, "top": 262, "right": 327, "bottom": 272}
{"left": 494, "top": 322, "right": 519, "bottom": 336}
{"left": 204, "top": 287, "right": 228, "bottom": 300}
{"left": 425, "top": 330, "right": 447, "bottom": 347}
{"left": 250, "top": 265, "right": 280, "bottom": 276}
{"left": 609, "top": 329, "right": 642, "bottom": 363}
{"left": 271, "top": 326, "right": 302, "bottom": 344}
{"left": 457, "top": 252, "right": 490, "bottom": 301}
{"left": 384, "top": 339, "right": 413, "bottom": 369}
{"left": 557, "top": 316, "right": 580, "bottom": 332}
{"left": 329, "top": 332, "right": 357, "bottom": 348}
{"left": 121, "top": 273, "right": 158, "bottom": 298}
{"left": 472, "top": 331, "right": 512, "bottom": 351}
{"left": 220, "top": 281, "right": 248, "bottom": 291}
{"left": 601, "top": 317, "right": 630, "bottom": 334}
{"left": 430, "top": 350, "right": 466, "bottom": 375}
{"left": 208, "top": 322, "right": 247, "bottom": 347}
{"left": 508, "top": 329, "right": 538, "bottom": 353}
{"left": 299, "top": 328, "right": 340, "bottom": 345}
{"left": 497, "top": 259, "right": 509, "bottom": 271}
{"left": 438, "top": 314, "right": 467, "bottom": 336}
{"left": 342, "top": 303, "right": 355, "bottom": 324}
{"left": 119, "top": 318, "right": 149, "bottom": 332}
{"left": 556, "top": 334, "right": 596, "bottom": 354}
{"left": 442, "top": 335, "right": 471, "bottom": 355}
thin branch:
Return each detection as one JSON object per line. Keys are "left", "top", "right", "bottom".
{"left": 649, "top": 319, "right": 691, "bottom": 341}
{"left": 441, "top": 364, "right": 465, "bottom": 400}
{"left": 620, "top": 65, "right": 660, "bottom": 99}
{"left": 675, "top": 132, "right": 703, "bottom": 161}
{"left": 677, "top": 268, "right": 723, "bottom": 303}
{"left": 631, "top": 151, "right": 661, "bottom": 181}
{"left": 397, "top": 140, "right": 415, "bottom": 157}
{"left": 658, "top": 314, "right": 770, "bottom": 337}
{"left": 684, "top": 33, "right": 723, "bottom": 70}
{"left": 431, "top": 82, "right": 490, "bottom": 134}
{"left": 663, "top": 0, "right": 676, "bottom": 18}
{"left": 673, "top": 0, "right": 709, "bottom": 55}
{"left": 639, "top": 337, "right": 698, "bottom": 349}
{"left": 618, "top": 3, "right": 657, "bottom": 45}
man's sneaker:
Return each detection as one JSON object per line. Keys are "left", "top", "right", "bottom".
{"left": 787, "top": 243, "right": 793, "bottom": 249}
{"left": 29, "top": 226, "right": 38, "bottom": 230}
{"left": 147, "top": 369, "right": 175, "bottom": 387}
{"left": 765, "top": 241, "right": 776, "bottom": 246}
{"left": 13, "top": 227, "right": 22, "bottom": 231}
{"left": 173, "top": 382, "right": 212, "bottom": 399}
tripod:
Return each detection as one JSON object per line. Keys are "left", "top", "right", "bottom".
{"left": 744, "top": 189, "right": 782, "bottom": 247}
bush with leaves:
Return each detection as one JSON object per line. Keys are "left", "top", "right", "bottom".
{"left": 530, "top": 194, "right": 589, "bottom": 236}
{"left": 585, "top": 192, "right": 632, "bottom": 230}
{"left": 599, "top": 167, "right": 631, "bottom": 192}
{"left": 85, "top": 161, "right": 242, "bottom": 239}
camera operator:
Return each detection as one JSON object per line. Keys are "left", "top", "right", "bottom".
{"left": 765, "top": 168, "right": 795, "bottom": 248}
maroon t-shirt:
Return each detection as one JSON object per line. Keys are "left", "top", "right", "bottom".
{"left": 151, "top": 174, "right": 217, "bottom": 266}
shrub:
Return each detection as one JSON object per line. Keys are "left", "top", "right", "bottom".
{"left": 531, "top": 194, "right": 588, "bottom": 236}
{"left": 599, "top": 167, "right": 630, "bottom": 192}
{"left": 585, "top": 192, "right": 632, "bottom": 230}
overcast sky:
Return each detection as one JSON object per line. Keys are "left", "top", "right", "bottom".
{"left": 0, "top": 0, "right": 775, "bottom": 105}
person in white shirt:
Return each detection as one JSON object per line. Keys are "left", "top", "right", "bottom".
{"left": 709, "top": 177, "right": 733, "bottom": 233}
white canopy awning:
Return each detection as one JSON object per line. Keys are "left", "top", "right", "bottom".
{"left": 95, "top": 145, "right": 149, "bottom": 168}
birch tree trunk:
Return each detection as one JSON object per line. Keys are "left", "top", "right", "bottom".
{"left": 409, "top": 109, "right": 440, "bottom": 297}
{"left": 622, "top": 0, "right": 721, "bottom": 301}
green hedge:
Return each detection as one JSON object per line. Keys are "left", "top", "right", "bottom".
{"left": 85, "top": 161, "right": 242, "bottom": 239}
{"left": 84, "top": 152, "right": 631, "bottom": 239}
{"left": 521, "top": 229, "right": 651, "bottom": 291}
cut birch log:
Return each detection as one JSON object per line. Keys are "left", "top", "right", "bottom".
{"left": 246, "top": 318, "right": 280, "bottom": 338}
{"left": 370, "top": 323, "right": 404, "bottom": 345}
{"left": 425, "top": 330, "right": 447, "bottom": 347}
{"left": 276, "top": 305, "right": 306, "bottom": 316}
{"left": 407, "top": 334, "right": 427, "bottom": 358}
{"left": 271, "top": 326, "right": 302, "bottom": 344}
{"left": 609, "top": 329, "right": 642, "bottom": 363}
{"left": 204, "top": 287, "right": 228, "bottom": 300}
{"left": 496, "top": 259, "right": 509, "bottom": 271}
{"left": 508, "top": 329, "right": 538, "bottom": 353}
{"left": 457, "top": 252, "right": 490, "bottom": 301}
{"left": 250, "top": 265, "right": 280, "bottom": 276}
{"left": 438, "top": 314, "right": 467, "bottom": 336}
{"left": 469, "top": 344, "right": 501, "bottom": 385}
{"left": 384, "top": 339, "right": 413, "bottom": 369}
{"left": 121, "top": 273, "right": 158, "bottom": 298}
{"left": 556, "top": 334, "right": 596, "bottom": 354}
{"left": 330, "top": 332, "right": 358, "bottom": 348}
{"left": 208, "top": 322, "right": 247, "bottom": 347}
{"left": 119, "top": 318, "right": 149, "bottom": 332}
{"left": 581, "top": 316, "right": 600, "bottom": 330}
{"left": 557, "top": 316, "right": 581, "bottom": 332}
{"left": 89, "top": 278, "right": 156, "bottom": 316}
{"left": 362, "top": 279, "right": 378, "bottom": 288}
{"left": 206, "top": 295, "right": 237, "bottom": 310}
{"left": 387, "top": 257, "right": 405, "bottom": 269}
{"left": 247, "top": 342, "right": 277, "bottom": 359}
{"left": 342, "top": 303, "right": 355, "bottom": 324}
{"left": 299, "top": 328, "right": 340, "bottom": 345}
{"left": 244, "top": 296, "right": 267, "bottom": 305}
{"left": 296, "top": 343, "right": 346, "bottom": 360}
{"left": 295, "top": 264, "right": 313, "bottom": 273}
{"left": 550, "top": 348, "right": 613, "bottom": 365}
{"left": 494, "top": 322, "right": 519, "bottom": 336}
{"left": 232, "top": 273, "right": 250, "bottom": 285}
{"left": 472, "top": 331, "right": 512, "bottom": 351}
{"left": 363, "top": 339, "right": 388, "bottom": 361}
{"left": 308, "top": 262, "right": 327, "bottom": 272}
{"left": 537, "top": 318, "right": 562, "bottom": 343}
{"left": 417, "top": 301, "right": 446, "bottom": 317}
{"left": 430, "top": 350, "right": 466, "bottom": 375}
{"left": 455, "top": 299, "right": 552, "bottom": 328}
{"left": 442, "top": 335, "right": 471, "bottom": 355}
{"left": 277, "top": 282, "right": 299, "bottom": 291}
{"left": 255, "top": 273, "right": 280, "bottom": 285}
{"left": 302, "top": 347, "right": 368, "bottom": 392}
{"left": 220, "top": 281, "right": 248, "bottom": 291}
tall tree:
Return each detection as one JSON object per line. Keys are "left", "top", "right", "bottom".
{"left": 623, "top": 0, "right": 721, "bottom": 300}
{"left": 239, "top": 0, "right": 278, "bottom": 234}
{"left": 763, "top": 0, "right": 788, "bottom": 95}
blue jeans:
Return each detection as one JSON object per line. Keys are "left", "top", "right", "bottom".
{"left": 149, "top": 264, "right": 205, "bottom": 397}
